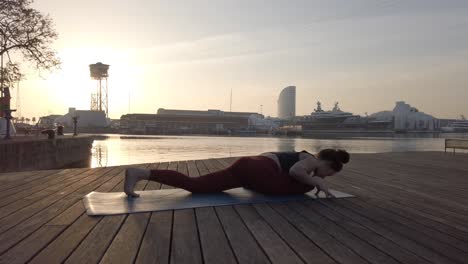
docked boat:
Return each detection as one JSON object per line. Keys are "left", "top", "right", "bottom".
{"left": 441, "top": 116, "right": 468, "bottom": 132}
{"left": 298, "top": 102, "right": 357, "bottom": 130}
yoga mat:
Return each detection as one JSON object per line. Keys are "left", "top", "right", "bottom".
{"left": 83, "top": 188, "right": 354, "bottom": 216}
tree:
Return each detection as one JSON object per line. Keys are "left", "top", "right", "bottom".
{"left": 0, "top": 0, "right": 60, "bottom": 89}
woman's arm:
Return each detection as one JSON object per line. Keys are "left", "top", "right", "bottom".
{"left": 289, "top": 158, "right": 335, "bottom": 197}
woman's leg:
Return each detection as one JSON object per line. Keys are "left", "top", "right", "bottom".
{"left": 124, "top": 160, "right": 246, "bottom": 196}
{"left": 148, "top": 166, "right": 242, "bottom": 193}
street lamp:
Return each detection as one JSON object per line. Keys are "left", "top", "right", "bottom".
{"left": 72, "top": 114, "right": 79, "bottom": 136}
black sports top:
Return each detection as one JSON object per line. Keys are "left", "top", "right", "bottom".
{"left": 270, "top": 150, "right": 314, "bottom": 172}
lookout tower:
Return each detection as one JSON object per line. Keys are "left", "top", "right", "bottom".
{"left": 89, "top": 62, "right": 109, "bottom": 117}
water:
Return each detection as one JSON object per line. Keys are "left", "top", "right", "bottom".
{"left": 90, "top": 133, "right": 468, "bottom": 168}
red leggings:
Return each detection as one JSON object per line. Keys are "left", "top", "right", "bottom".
{"left": 149, "top": 156, "right": 313, "bottom": 195}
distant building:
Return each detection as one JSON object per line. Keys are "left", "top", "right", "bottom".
{"left": 393, "top": 101, "right": 439, "bottom": 131}
{"left": 370, "top": 101, "right": 439, "bottom": 131}
{"left": 55, "top": 108, "right": 108, "bottom": 128}
{"left": 157, "top": 108, "right": 261, "bottom": 118}
{"left": 277, "top": 86, "right": 296, "bottom": 119}
{"left": 119, "top": 114, "right": 157, "bottom": 134}
{"left": 120, "top": 108, "right": 264, "bottom": 135}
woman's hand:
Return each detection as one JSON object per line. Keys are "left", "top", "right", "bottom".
{"left": 290, "top": 167, "right": 335, "bottom": 198}
{"left": 309, "top": 175, "right": 336, "bottom": 198}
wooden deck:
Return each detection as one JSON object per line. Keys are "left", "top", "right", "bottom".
{"left": 0, "top": 152, "right": 467, "bottom": 264}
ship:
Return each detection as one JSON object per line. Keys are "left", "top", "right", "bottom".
{"left": 441, "top": 115, "right": 468, "bottom": 132}
{"left": 298, "top": 102, "right": 357, "bottom": 131}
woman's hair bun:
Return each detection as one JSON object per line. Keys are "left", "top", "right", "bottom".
{"left": 318, "top": 149, "right": 350, "bottom": 164}
{"left": 336, "top": 149, "right": 350, "bottom": 164}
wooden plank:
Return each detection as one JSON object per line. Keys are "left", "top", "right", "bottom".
{"left": 270, "top": 203, "right": 367, "bottom": 264}
{"left": 309, "top": 200, "right": 430, "bottom": 264}
{"left": 1, "top": 169, "right": 90, "bottom": 202}
{"left": 323, "top": 200, "right": 455, "bottom": 264}
{"left": 290, "top": 201, "right": 400, "bottom": 264}
{"left": 331, "top": 171, "right": 468, "bottom": 231}
{"left": 100, "top": 163, "right": 157, "bottom": 264}
{"left": 345, "top": 162, "right": 468, "bottom": 198}
{"left": 346, "top": 155, "right": 468, "bottom": 193}
{"left": 342, "top": 168, "right": 468, "bottom": 214}
{"left": 0, "top": 170, "right": 44, "bottom": 182}
{"left": 214, "top": 158, "right": 231, "bottom": 168}
{"left": 340, "top": 160, "right": 468, "bottom": 203}
{"left": 186, "top": 160, "right": 200, "bottom": 178}
{"left": 63, "top": 179, "right": 129, "bottom": 262}
{"left": 134, "top": 161, "right": 171, "bottom": 264}
{"left": 193, "top": 158, "right": 237, "bottom": 264}
{"left": 252, "top": 203, "right": 336, "bottom": 264}
{"left": 360, "top": 196, "right": 468, "bottom": 242}
{"left": 169, "top": 160, "right": 202, "bottom": 264}
{"left": 0, "top": 167, "right": 112, "bottom": 232}
{"left": 330, "top": 169, "right": 468, "bottom": 228}
{"left": 0, "top": 167, "right": 99, "bottom": 218}
{"left": 64, "top": 164, "right": 150, "bottom": 264}
{"left": 215, "top": 205, "right": 270, "bottom": 264}
{"left": 0, "top": 169, "right": 64, "bottom": 191}
{"left": 0, "top": 225, "right": 65, "bottom": 264}
{"left": 0, "top": 167, "right": 121, "bottom": 255}
{"left": 100, "top": 213, "right": 150, "bottom": 264}
{"left": 65, "top": 214, "right": 127, "bottom": 264}
{"left": 234, "top": 204, "right": 303, "bottom": 264}
{"left": 0, "top": 167, "right": 124, "bottom": 262}
{"left": 205, "top": 158, "right": 225, "bottom": 171}
{"left": 177, "top": 160, "right": 188, "bottom": 176}
{"left": 29, "top": 166, "right": 131, "bottom": 264}
{"left": 195, "top": 207, "right": 237, "bottom": 264}
{"left": 170, "top": 209, "right": 203, "bottom": 264}
{"left": 135, "top": 211, "right": 173, "bottom": 264}
{"left": 47, "top": 201, "right": 88, "bottom": 226}
{"left": 29, "top": 213, "right": 101, "bottom": 264}
{"left": 344, "top": 199, "right": 468, "bottom": 263}
{"left": 349, "top": 198, "right": 468, "bottom": 251}
{"left": 195, "top": 159, "right": 210, "bottom": 176}
{"left": 328, "top": 174, "right": 467, "bottom": 226}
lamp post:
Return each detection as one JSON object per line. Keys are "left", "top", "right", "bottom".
{"left": 72, "top": 115, "right": 79, "bottom": 136}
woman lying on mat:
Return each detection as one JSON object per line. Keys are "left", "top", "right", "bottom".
{"left": 124, "top": 149, "right": 350, "bottom": 198}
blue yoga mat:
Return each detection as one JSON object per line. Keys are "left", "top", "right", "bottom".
{"left": 83, "top": 188, "right": 354, "bottom": 216}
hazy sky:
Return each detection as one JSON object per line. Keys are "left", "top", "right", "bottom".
{"left": 14, "top": 0, "right": 468, "bottom": 119}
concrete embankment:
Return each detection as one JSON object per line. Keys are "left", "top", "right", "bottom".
{"left": 0, "top": 135, "right": 94, "bottom": 172}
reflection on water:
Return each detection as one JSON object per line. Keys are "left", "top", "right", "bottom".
{"left": 92, "top": 144, "right": 108, "bottom": 167}
{"left": 90, "top": 133, "right": 468, "bottom": 168}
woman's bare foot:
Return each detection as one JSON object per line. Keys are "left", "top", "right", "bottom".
{"left": 124, "top": 168, "right": 150, "bottom": 197}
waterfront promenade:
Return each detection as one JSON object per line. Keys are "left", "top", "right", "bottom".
{"left": 0, "top": 152, "right": 467, "bottom": 263}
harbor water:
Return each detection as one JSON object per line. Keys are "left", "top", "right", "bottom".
{"left": 90, "top": 133, "right": 468, "bottom": 168}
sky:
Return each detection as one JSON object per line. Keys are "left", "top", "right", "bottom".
{"left": 11, "top": 0, "right": 468, "bottom": 119}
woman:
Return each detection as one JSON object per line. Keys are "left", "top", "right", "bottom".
{"left": 124, "top": 149, "right": 350, "bottom": 198}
